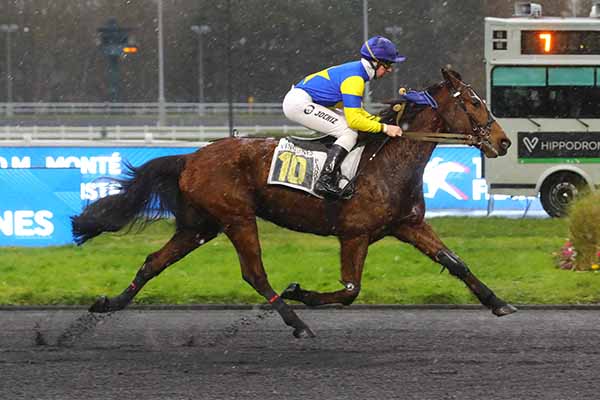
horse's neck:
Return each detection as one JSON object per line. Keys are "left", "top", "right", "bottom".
{"left": 385, "top": 107, "right": 443, "bottom": 169}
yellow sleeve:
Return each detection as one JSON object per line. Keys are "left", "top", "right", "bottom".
{"left": 340, "top": 76, "right": 384, "bottom": 133}
{"left": 343, "top": 109, "right": 384, "bottom": 133}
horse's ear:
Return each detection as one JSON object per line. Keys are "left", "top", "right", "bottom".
{"left": 449, "top": 70, "right": 463, "bottom": 81}
{"left": 441, "top": 68, "right": 450, "bottom": 82}
{"left": 441, "top": 68, "right": 463, "bottom": 87}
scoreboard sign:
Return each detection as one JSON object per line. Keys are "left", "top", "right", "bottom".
{"left": 521, "top": 30, "right": 600, "bottom": 55}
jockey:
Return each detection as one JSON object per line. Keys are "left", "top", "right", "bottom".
{"left": 283, "top": 35, "right": 406, "bottom": 199}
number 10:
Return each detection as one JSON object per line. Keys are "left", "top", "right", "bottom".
{"left": 278, "top": 152, "right": 307, "bottom": 184}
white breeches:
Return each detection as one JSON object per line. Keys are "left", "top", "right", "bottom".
{"left": 282, "top": 87, "right": 358, "bottom": 152}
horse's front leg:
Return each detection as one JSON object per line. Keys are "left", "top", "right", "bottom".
{"left": 393, "top": 222, "right": 517, "bottom": 317}
{"left": 282, "top": 235, "right": 369, "bottom": 307}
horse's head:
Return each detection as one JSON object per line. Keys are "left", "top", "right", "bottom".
{"left": 438, "top": 68, "right": 511, "bottom": 158}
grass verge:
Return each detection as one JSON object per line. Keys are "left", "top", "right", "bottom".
{"left": 1, "top": 217, "right": 598, "bottom": 305}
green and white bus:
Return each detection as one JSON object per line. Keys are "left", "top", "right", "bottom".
{"left": 484, "top": 2, "right": 600, "bottom": 217}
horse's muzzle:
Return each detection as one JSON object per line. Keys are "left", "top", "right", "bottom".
{"left": 494, "top": 138, "right": 511, "bottom": 156}
{"left": 500, "top": 139, "right": 511, "bottom": 152}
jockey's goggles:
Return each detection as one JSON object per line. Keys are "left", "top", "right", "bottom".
{"left": 380, "top": 60, "right": 394, "bottom": 69}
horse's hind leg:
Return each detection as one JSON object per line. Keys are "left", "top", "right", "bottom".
{"left": 224, "top": 218, "right": 315, "bottom": 338}
{"left": 282, "top": 235, "right": 369, "bottom": 306}
{"left": 393, "top": 222, "right": 517, "bottom": 317}
{"left": 89, "top": 227, "right": 218, "bottom": 313}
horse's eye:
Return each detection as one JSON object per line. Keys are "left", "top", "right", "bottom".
{"left": 471, "top": 97, "right": 481, "bottom": 108}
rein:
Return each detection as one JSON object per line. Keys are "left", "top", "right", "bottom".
{"left": 341, "top": 130, "right": 472, "bottom": 199}
{"left": 401, "top": 131, "right": 475, "bottom": 145}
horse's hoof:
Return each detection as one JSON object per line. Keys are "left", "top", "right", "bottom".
{"left": 89, "top": 296, "right": 111, "bottom": 313}
{"left": 293, "top": 326, "right": 316, "bottom": 339}
{"left": 493, "top": 303, "right": 518, "bottom": 317}
{"left": 281, "top": 283, "right": 303, "bottom": 302}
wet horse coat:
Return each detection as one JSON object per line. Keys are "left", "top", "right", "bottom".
{"left": 72, "top": 69, "right": 515, "bottom": 338}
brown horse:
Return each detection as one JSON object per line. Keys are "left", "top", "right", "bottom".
{"left": 72, "top": 69, "right": 515, "bottom": 338}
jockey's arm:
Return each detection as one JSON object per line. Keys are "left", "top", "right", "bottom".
{"left": 339, "top": 76, "right": 384, "bottom": 133}
{"left": 339, "top": 76, "right": 402, "bottom": 137}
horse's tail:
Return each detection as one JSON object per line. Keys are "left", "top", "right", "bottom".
{"left": 71, "top": 155, "right": 186, "bottom": 245}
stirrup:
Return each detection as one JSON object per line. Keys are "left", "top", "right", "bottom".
{"left": 314, "top": 180, "right": 341, "bottom": 199}
{"left": 315, "top": 178, "right": 353, "bottom": 200}
{"left": 338, "top": 180, "right": 355, "bottom": 200}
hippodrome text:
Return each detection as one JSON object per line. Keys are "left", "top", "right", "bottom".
{"left": 540, "top": 140, "right": 600, "bottom": 151}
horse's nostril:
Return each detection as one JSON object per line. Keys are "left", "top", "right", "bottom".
{"left": 500, "top": 139, "right": 511, "bottom": 150}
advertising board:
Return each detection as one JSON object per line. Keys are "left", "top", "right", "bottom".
{"left": 0, "top": 145, "right": 542, "bottom": 246}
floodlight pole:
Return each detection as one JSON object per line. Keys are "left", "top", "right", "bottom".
{"left": 157, "top": 0, "right": 166, "bottom": 126}
{"left": 384, "top": 25, "right": 403, "bottom": 97}
{"left": 0, "top": 24, "right": 18, "bottom": 116}
{"left": 226, "top": 0, "right": 234, "bottom": 137}
{"left": 362, "top": 0, "right": 371, "bottom": 107}
{"left": 190, "top": 24, "right": 211, "bottom": 114}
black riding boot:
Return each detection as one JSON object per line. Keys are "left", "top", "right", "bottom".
{"left": 314, "top": 144, "right": 348, "bottom": 199}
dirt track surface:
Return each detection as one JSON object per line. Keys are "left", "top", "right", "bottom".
{"left": 1, "top": 308, "right": 599, "bottom": 400}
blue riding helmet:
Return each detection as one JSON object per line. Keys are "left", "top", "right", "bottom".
{"left": 360, "top": 35, "right": 406, "bottom": 64}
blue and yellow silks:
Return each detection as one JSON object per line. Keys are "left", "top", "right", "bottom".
{"left": 295, "top": 61, "right": 384, "bottom": 133}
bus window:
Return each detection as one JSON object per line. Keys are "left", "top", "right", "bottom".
{"left": 492, "top": 66, "right": 546, "bottom": 86}
{"left": 581, "top": 84, "right": 600, "bottom": 117}
{"left": 491, "top": 66, "right": 600, "bottom": 118}
{"left": 548, "top": 67, "right": 594, "bottom": 86}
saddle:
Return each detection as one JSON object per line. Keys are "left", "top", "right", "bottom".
{"left": 286, "top": 135, "right": 336, "bottom": 152}
{"left": 267, "top": 136, "right": 366, "bottom": 199}
{"left": 287, "top": 133, "right": 379, "bottom": 153}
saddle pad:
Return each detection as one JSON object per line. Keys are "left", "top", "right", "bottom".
{"left": 267, "top": 138, "right": 364, "bottom": 198}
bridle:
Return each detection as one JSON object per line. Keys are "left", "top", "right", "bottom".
{"left": 400, "top": 79, "right": 499, "bottom": 156}
{"left": 445, "top": 79, "right": 497, "bottom": 153}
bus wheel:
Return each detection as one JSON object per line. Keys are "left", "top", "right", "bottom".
{"left": 540, "top": 172, "right": 587, "bottom": 218}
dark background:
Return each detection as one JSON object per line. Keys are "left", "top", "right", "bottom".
{"left": 0, "top": 0, "right": 594, "bottom": 103}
